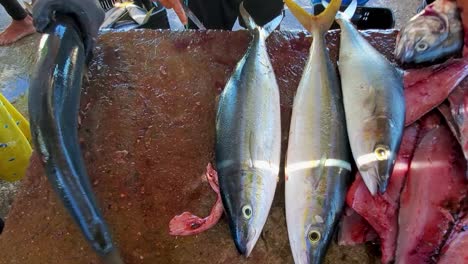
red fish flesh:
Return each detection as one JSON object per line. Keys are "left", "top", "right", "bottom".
{"left": 338, "top": 207, "right": 377, "bottom": 246}
{"left": 404, "top": 57, "right": 468, "bottom": 126}
{"left": 438, "top": 82, "right": 468, "bottom": 177}
{"left": 345, "top": 124, "right": 420, "bottom": 263}
{"left": 169, "top": 163, "right": 224, "bottom": 236}
{"left": 438, "top": 209, "right": 468, "bottom": 264}
{"left": 395, "top": 120, "right": 467, "bottom": 264}
{"left": 455, "top": 0, "right": 468, "bottom": 55}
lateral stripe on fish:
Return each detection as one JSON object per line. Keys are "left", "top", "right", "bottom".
{"left": 286, "top": 159, "right": 352, "bottom": 174}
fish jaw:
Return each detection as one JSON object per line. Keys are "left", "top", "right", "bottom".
{"left": 218, "top": 165, "right": 278, "bottom": 257}
{"left": 353, "top": 116, "right": 403, "bottom": 195}
{"left": 286, "top": 165, "right": 350, "bottom": 264}
{"left": 358, "top": 153, "right": 396, "bottom": 195}
{"left": 395, "top": 0, "right": 463, "bottom": 64}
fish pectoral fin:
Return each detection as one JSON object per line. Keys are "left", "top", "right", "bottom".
{"left": 248, "top": 131, "right": 256, "bottom": 167}
{"left": 284, "top": 0, "right": 341, "bottom": 33}
{"left": 239, "top": 2, "right": 284, "bottom": 38}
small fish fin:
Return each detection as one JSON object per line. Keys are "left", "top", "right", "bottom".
{"left": 284, "top": 0, "right": 341, "bottom": 33}
{"left": 143, "top": 7, "right": 155, "bottom": 25}
{"left": 262, "top": 12, "right": 284, "bottom": 38}
{"left": 248, "top": 131, "right": 255, "bottom": 167}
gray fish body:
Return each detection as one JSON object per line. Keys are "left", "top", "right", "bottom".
{"left": 395, "top": 0, "right": 463, "bottom": 63}
{"left": 337, "top": 15, "right": 405, "bottom": 195}
{"left": 215, "top": 6, "right": 282, "bottom": 257}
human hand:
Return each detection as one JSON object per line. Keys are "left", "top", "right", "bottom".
{"left": 156, "top": 0, "right": 188, "bottom": 25}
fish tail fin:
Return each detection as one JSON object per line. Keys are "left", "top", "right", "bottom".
{"left": 284, "top": 0, "right": 341, "bottom": 34}
{"left": 334, "top": 0, "right": 357, "bottom": 21}
{"left": 239, "top": 2, "right": 284, "bottom": 38}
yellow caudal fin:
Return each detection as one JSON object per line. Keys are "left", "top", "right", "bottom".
{"left": 284, "top": 0, "right": 341, "bottom": 34}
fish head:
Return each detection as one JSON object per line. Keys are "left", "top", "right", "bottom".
{"left": 289, "top": 219, "right": 331, "bottom": 264}
{"left": 305, "top": 222, "right": 330, "bottom": 264}
{"left": 395, "top": 12, "right": 449, "bottom": 64}
{"left": 354, "top": 115, "right": 401, "bottom": 195}
{"left": 222, "top": 167, "right": 276, "bottom": 257}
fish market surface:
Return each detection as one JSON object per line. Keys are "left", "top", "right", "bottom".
{"left": 0, "top": 29, "right": 406, "bottom": 264}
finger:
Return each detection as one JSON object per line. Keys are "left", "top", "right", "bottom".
{"left": 172, "top": 1, "right": 188, "bottom": 25}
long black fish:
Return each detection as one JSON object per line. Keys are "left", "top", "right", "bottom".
{"left": 28, "top": 15, "right": 123, "bottom": 264}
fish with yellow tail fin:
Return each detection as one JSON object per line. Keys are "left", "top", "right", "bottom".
{"left": 335, "top": 2, "right": 405, "bottom": 196}
{"left": 0, "top": 93, "right": 32, "bottom": 182}
{"left": 283, "top": 0, "right": 351, "bottom": 263}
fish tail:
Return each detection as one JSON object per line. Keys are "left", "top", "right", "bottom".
{"left": 284, "top": 0, "right": 341, "bottom": 34}
{"left": 239, "top": 2, "right": 283, "bottom": 38}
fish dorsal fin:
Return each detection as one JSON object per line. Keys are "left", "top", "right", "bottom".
{"left": 239, "top": 2, "right": 284, "bottom": 38}
{"left": 284, "top": 0, "right": 341, "bottom": 34}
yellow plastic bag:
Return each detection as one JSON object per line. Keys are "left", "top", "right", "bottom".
{"left": 0, "top": 93, "right": 32, "bottom": 182}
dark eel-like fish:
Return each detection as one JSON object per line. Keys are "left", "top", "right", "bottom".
{"left": 28, "top": 15, "right": 123, "bottom": 264}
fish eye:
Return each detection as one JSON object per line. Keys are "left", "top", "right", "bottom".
{"left": 374, "top": 146, "right": 389, "bottom": 161}
{"left": 416, "top": 42, "right": 429, "bottom": 52}
{"left": 308, "top": 230, "right": 321, "bottom": 244}
{"left": 242, "top": 205, "right": 252, "bottom": 219}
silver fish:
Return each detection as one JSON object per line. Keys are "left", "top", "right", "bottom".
{"left": 395, "top": 0, "right": 463, "bottom": 63}
{"left": 101, "top": 5, "right": 128, "bottom": 30}
{"left": 215, "top": 3, "right": 283, "bottom": 257}
{"left": 284, "top": 0, "right": 352, "bottom": 263}
{"left": 336, "top": 11, "right": 405, "bottom": 195}
{"left": 126, "top": 4, "right": 153, "bottom": 25}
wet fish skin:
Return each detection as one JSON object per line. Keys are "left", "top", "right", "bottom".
{"left": 336, "top": 13, "right": 405, "bottom": 195}
{"left": 284, "top": 0, "right": 352, "bottom": 263}
{"left": 215, "top": 3, "right": 283, "bottom": 257}
{"left": 395, "top": 0, "right": 463, "bottom": 64}
{"left": 28, "top": 17, "right": 123, "bottom": 263}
